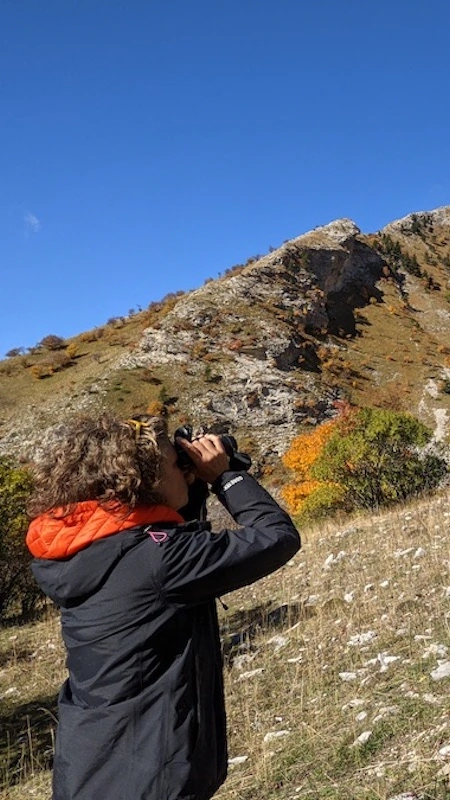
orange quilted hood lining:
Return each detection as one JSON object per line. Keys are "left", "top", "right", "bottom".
{"left": 26, "top": 500, "right": 184, "bottom": 559}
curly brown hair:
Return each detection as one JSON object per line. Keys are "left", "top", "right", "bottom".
{"left": 27, "top": 413, "right": 170, "bottom": 517}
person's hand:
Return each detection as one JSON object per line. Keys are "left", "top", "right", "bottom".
{"left": 175, "top": 434, "right": 230, "bottom": 485}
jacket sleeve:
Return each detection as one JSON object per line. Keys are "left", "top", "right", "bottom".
{"left": 158, "top": 471, "right": 301, "bottom": 607}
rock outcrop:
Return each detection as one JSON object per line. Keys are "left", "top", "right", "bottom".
{"left": 115, "top": 218, "right": 388, "bottom": 454}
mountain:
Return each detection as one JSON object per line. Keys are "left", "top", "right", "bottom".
{"left": 1, "top": 207, "right": 450, "bottom": 476}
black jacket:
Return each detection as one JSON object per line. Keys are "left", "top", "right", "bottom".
{"left": 31, "top": 471, "right": 300, "bottom": 800}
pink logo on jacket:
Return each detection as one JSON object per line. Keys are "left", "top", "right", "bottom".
{"left": 147, "top": 530, "right": 169, "bottom": 544}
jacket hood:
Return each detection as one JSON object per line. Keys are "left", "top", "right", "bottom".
{"left": 27, "top": 500, "right": 184, "bottom": 606}
{"left": 27, "top": 500, "right": 183, "bottom": 558}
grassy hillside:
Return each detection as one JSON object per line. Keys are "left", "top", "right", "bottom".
{"left": 1, "top": 492, "right": 450, "bottom": 799}
{"left": 1, "top": 209, "right": 450, "bottom": 473}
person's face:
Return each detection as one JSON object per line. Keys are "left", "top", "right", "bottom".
{"left": 158, "top": 442, "right": 189, "bottom": 511}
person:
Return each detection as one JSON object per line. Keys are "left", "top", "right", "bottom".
{"left": 26, "top": 413, "right": 301, "bottom": 800}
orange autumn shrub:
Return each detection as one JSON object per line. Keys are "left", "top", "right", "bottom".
{"left": 282, "top": 419, "right": 342, "bottom": 516}
{"left": 282, "top": 402, "right": 353, "bottom": 518}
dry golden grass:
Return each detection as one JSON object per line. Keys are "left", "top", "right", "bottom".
{"left": 2, "top": 492, "right": 450, "bottom": 799}
{"left": 216, "top": 495, "right": 450, "bottom": 800}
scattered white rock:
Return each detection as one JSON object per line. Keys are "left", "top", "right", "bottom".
{"left": 394, "top": 548, "right": 416, "bottom": 558}
{"left": 377, "top": 652, "right": 401, "bottom": 672}
{"left": 344, "top": 591, "right": 355, "bottom": 603}
{"left": 263, "top": 730, "right": 290, "bottom": 743}
{"left": 0, "top": 687, "right": 19, "bottom": 699}
{"left": 341, "top": 698, "right": 365, "bottom": 710}
{"left": 422, "top": 692, "right": 440, "bottom": 704}
{"left": 228, "top": 755, "right": 249, "bottom": 767}
{"left": 413, "top": 547, "right": 426, "bottom": 559}
{"left": 351, "top": 730, "right": 372, "bottom": 746}
{"left": 323, "top": 551, "right": 346, "bottom": 570}
{"left": 232, "top": 654, "right": 255, "bottom": 671}
{"left": 267, "top": 635, "right": 288, "bottom": 652}
{"left": 339, "top": 671, "right": 358, "bottom": 682}
{"left": 438, "top": 745, "right": 450, "bottom": 758}
{"left": 387, "top": 794, "right": 420, "bottom": 800}
{"left": 422, "top": 643, "right": 448, "bottom": 659}
{"left": 431, "top": 661, "right": 450, "bottom": 681}
{"left": 364, "top": 652, "right": 401, "bottom": 672}
{"left": 372, "top": 706, "right": 398, "bottom": 724}
{"left": 347, "top": 631, "right": 377, "bottom": 647}
{"left": 373, "top": 766, "right": 386, "bottom": 778}
{"left": 355, "top": 711, "right": 368, "bottom": 722}
{"left": 237, "top": 668, "right": 264, "bottom": 681}
{"left": 305, "top": 594, "right": 320, "bottom": 606}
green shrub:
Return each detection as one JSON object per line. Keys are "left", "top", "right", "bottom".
{"left": 0, "top": 457, "right": 42, "bottom": 619}
{"left": 294, "top": 482, "right": 347, "bottom": 522}
{"left": 311, "top": 407, "right": 447, "bottom": 510}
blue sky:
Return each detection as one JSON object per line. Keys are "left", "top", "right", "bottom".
{"left": 1, "top": 0, "right": 449, "bottom": 357}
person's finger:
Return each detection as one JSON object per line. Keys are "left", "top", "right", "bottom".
{"left": 195, "top": 440, "right": 222, "bottom": 456}
{"left": 175, "top": 435, "right": 230, "bottom": 467}
{"left": 182, "top": 437, "right": 218, "bottom": 456}
{"left": 201, "top": 434, "right": 227, "bottom": 452}
{"left": 175, "top": 435, "right": 230, "bottom": 483}
{"left": 189, "top": 435, "right": 226, "bottom": 456}
{"left": 175, "top": 438, "right": 203, "bottom": 458}
{"left": 175, "top": 438, "right": 215, "bottom": 465}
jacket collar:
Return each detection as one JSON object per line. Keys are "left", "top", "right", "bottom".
{"left": 26, "top": 500, "right": 184, "bottom": 560}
